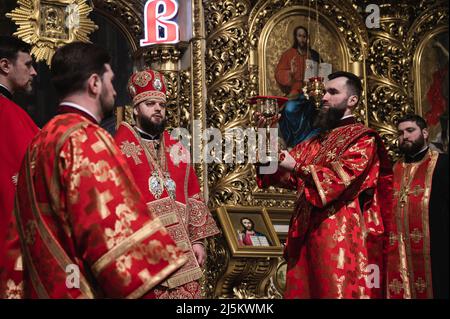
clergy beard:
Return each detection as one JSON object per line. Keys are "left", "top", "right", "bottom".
{"left": 139, "top": 115, "right": 166, "bottom": 136}
{"left": 313, "top": 105, "right": 346, "bottom": 131}
{"left": 399, "top": 134, "right": 426, "bottom": 156}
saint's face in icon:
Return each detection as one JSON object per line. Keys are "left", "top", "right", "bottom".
{"left": 294, "top": 27, "right": 308, "bottom": 51}
{"left": 241, "top": 218, "right": 254, "bottom": 231}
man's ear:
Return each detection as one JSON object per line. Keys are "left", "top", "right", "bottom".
{"left": 347, "top": 95, "right": 358, "bottom": 108}
{"left": 87, "top": 73, "right": 101, "bottom": 94}
{"left": 133, "top": 106, "right": 139, "bottom": 116}
{"left": 0, "top": 58, "right": 11, "bottom": 74}
{"left": 422, "top": 128, "right": 429, "bottom": 140}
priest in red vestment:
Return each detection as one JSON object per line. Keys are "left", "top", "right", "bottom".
{"left": 1, "top": 42, "right": 186, "bottom": 299}
{"left": 257, "top": 71, "right": 393, "bottom": 298}
{"left": 0, "top": 36, "right": 39, "bottom": 298}
{"left": 386, "top": 114, "right": 448, "bottom": 299}
{"left": 275, "top": 26, "right": 321, "bottom": 97}
{"left": 115, "top": 69, "right": 220, "bottom": 299}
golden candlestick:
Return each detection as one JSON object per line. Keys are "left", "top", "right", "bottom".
{"left": 249, "top": 96, "right": 288, "bottom": 163}
{"left": 303, "top": 76, "right": 326, "bottom": 109}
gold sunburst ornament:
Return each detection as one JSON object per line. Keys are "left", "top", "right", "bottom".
{"left": 6, "top": 0, "right": 98, "bottom": 66}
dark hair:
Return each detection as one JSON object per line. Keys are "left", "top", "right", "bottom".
{"left": 328, "top": 71, "right": 362, "bottom": 102}
{"left": 51, "top": 42, "right": 111, "bottom": 98}
{"left": 0, "top": 36, "right": 31, "bottom": 62}
{"left": 397, "top": 114, "right": 428, "bottom": 130}
{"left": 292, "top": 26, "right": 308, "bottom": 49}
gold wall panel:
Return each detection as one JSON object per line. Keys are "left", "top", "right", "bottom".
{"left": 366, "top": 0, "right": 448, "bottom": 159}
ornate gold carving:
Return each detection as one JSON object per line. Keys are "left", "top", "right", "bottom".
{"left": 191, "top": 0, "right": 208, "bottom": 194}
{"left": 208, "top": 164, "right": 255, "bottom": 209}
{"left": 366, "top": 1, "right": 448, "bottom": 160}
{"left": 141, "top": 44, "right": 188, "bottom": 71}
{"left": 179, "top": 70, "right": 192, "bottom": 130}
{"left": 7, "top": 0, "right": 97, "bottom": 65}
{"left": 209, "top": 234, "right": 278, "bottom": 298}
{"left": 92, "top": 0, "right": 143, "bottom": 53}
{"left": 252, "top": 189, "right": 296, "bottom": 208}
{"left": 204, "top": 1, "right": 255, "bottom": 208}
{"left": 203, "top": 235, "right": 229, "bottom": 298}
{"left": 162, "top": 71, "right": 179, "bottom": 131}
{"left": 265, "top": 258, "right": 286, "bottom": 299}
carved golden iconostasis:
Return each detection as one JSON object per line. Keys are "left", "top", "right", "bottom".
{"left": 4, "top": 0, "right": 448, "bottom": 299}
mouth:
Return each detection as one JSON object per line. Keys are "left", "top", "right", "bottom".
{"left": 401, "top": 141, "right": 412, "bottom": 147}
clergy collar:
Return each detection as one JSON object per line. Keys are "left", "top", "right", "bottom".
{"left": 338, "top": 114, "right": 356, "bottom": 127}
{"left": 57, "top": 102, "right": 100, "bottom": 124}
{"left": 0, "top": 84, "right": 13, "bottom": 100}
{"left": 404, "top": 145, "right": 429, "bottom": 163}
{"left": 135, "top": 126, "right": 161, "bottom": 141}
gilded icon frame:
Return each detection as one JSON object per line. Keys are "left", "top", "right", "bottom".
{"left": 257, "top": 5, "right": 350, "bottom": 97}
{"left": 215, "top": 206, "right": 283, "bottom": 258}
{"left": 413, "top": 26, "right": 449, "bottom": 152}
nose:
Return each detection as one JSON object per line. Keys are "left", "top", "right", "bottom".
{"left": 322, "top": 92, "right": 330, "bottom": 102}
{"left": 154, "top": 103, "right": 162, "bottom": 111}
{"left": 30, "top": 66, "right": 37, "bottom": 77}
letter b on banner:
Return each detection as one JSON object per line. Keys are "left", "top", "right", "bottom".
{"left": 141, "top": 0, "right": 179, "bottom": 46}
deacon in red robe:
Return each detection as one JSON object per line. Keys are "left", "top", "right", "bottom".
{"left": 385, "top": 115, "right": 448, "bottom": 299}
{"left": 257, "top": 72, "right": 393, "bottom": 298}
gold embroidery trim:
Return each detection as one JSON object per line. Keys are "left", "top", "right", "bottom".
{"left": 309, "top": 165, "right": 327, "bottom": 206}
{"left": 25, "top": 152, "right": 94, "bottom": 298}
{"left": 176, "top": 240, "right": 191, "bottom": 252}
{"left": 331, "top": 161, "right": 351, "bottom": 187}
{"left": 13, "top": 193, "right": 49, "bottom": 298}
{"left": 158, "top": 213, "right": 179, "bottom": 227}
{"left": 392, "top": 181, "right": 409, "bottom": 297}
{"left": 92, "top": 218, "right": 165, "bottom": 276}
{"left": 125, "top": 255, "right": 187, "bottom": 299}
{"left": 133, "top": 91, "right": 166, "bottom": 105}
{"left": 52, "top": 121, "right": 89, "bottom": 215}
{"left": 162, "top": 266, "right": 203, "bottom": 289}
{"left": 422, "top": 150, "right": 438, "bottom": 298}
{"left": 404, "top": 163, "right": 418, "bottom": 298}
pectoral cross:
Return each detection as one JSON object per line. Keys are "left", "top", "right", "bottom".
{"left": 395, "top": 186, "right": 409, "bottom": 208}
{"left": 394, "top": 184, "right": 424, "bottom": 208}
